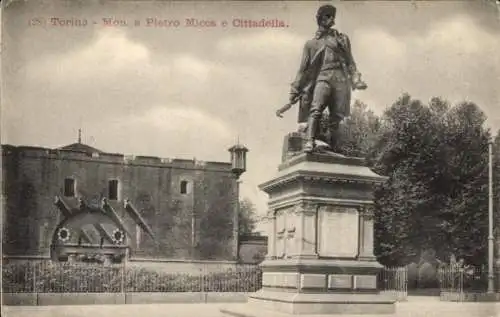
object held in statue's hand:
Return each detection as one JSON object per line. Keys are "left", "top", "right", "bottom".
{"left": 276, "top": 103, "right": 292, "bottom": 118}
{"left": 276, "top": 93, "right": 301, "bottom": 118}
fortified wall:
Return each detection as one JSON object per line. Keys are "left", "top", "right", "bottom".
{"left": 2, "top": 142, "right": 238, "bottom": 262}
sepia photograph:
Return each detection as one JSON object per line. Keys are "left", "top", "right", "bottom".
{"left": 1, "top": 0, "right": 500, "bottom": 316}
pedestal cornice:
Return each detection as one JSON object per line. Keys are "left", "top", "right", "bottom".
{"left": 259, "top": 153, "right": 387, "bottom": 194}
{"left": 268, "top": 195, "right": 374, "bottom": 210}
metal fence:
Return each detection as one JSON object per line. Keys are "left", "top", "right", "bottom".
{"left": 379, "top": 266, "right": 408, "bottom": 301}
{"left": 2, "top": 261, "right": 262, "bottom": 293}
{"left": 438, "top": 266, "right": 491, "bottom": 293}
{"left": 3, "top": 260, "right": 407, "bottom": 298}
{"left": 437, "top": 266, "right": 499, "bottom": 301}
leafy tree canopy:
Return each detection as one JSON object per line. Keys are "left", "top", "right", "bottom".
{"left": 239, "top": 198, "right": 259, "bottom": 236}
{"left": 348, "top": 93, "right": 492, "bottom": 267}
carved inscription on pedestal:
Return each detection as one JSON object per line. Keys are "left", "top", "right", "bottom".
{"left": 317, "top": 206, "right": 359, "bottom": 258}
{"left": 328, "top": 274, "right": 352, "bottom": 289}
{"left": 262, "top": 272, "right": 299, "bottom": 288}
{"left": 354, "top": 275, "right": 377, "bottom": 289}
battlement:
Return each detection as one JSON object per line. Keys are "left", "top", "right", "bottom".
{"left": 1, "top": 144, "right": 232, "bottom": 172}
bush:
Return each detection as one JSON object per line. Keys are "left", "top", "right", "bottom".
{"left": 2, "top": 262, "right": 262, "bottom": 293}
{"left": 1, "top": 261, "right": 35, "bottom": 293}
{"left": 406, "top": 262, "right": 419, "bottom": 289}
{"left": 418, "top": 262, "right": 439, "bottom": 288}
{"left": 1, "top": 262, "right": 123, "bottom": 293}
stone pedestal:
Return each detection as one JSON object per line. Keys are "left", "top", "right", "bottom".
{"left": 221, "top": 152, "right": 396, "bottom": 316}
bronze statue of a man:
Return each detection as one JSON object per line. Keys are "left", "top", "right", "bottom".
{"left": 285, "top": 5, "right": 367, "bottom": 153}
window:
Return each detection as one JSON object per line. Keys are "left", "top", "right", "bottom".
{"left": 180, "top": 180, "right": 188, "bottom": 194}
{"left": 108, "top": 179, "right": 119, "bottom": 200}
{"left": 64, "top": 178, "right": 76, "bottom": 197}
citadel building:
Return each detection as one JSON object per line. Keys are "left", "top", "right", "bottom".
{"left": 1, "top": 139, "right": 248, "bottom": 264}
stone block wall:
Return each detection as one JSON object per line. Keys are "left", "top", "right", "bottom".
{"left": 2, "top": 144, "right": 237, "bottom": 261}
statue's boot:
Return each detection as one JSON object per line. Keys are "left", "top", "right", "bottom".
{"left": 304, "top": 115, "right": 319, "bottom": 153}
{"left": 329, "top": 121, "right": 340, "bottom": 151}
{"left": 304, "top": 141, "right": 314, "bottom": 153}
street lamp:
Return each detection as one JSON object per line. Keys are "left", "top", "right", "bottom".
{"left": 229, "top": 143, "right": 248, "bottom": 179}
{"left": 488, "top": 138, "right": 495, "bottom": 293}
{"left": 229, "top": 143, "right": 249, "bottom": 261}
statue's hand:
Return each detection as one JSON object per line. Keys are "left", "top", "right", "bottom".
{"left": 351, "top": 73, "right": 367, "bottom": 90}
{"left": 352, "top": 72, "right": 368, "bottom": 90}
{"left": 353, "top": 80, "right": 367, "bottom": 90}
{"left": 276, "top": 109, "right": 284, "bottom": 118}
{"left": 289, "top": 93, "right": 300, "bottom": 104}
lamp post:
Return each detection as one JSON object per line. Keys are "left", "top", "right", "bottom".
{"left": 229, "top": 143, "right": 249, "bottom": 261}
{"left": 488, "top": 139, "right": 495, "bottom": 293}
{"left": 229, "top": 143, "right": 248, "bottom": 179}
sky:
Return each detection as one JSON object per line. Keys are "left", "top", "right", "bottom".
{"left": 2, "top": 0, "right": 500, "bottom": 225}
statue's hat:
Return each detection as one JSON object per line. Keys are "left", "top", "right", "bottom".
{"left": 316, "top": 4, "right": 336, "bottom": 19}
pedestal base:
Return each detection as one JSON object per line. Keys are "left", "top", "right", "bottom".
{"left": 221, "top": 259, "right": 396, "bottom": 315}
{"left": 221, "top": 290, "right": 396, "bottom": 316}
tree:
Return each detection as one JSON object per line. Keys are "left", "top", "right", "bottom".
{"left": 371, "top": 93, "right": 491, "bottom": 267}
{"left": 333, "top": 99, "right": 386, "bottom": 159}
{"left": 436, "top": 102, "right": 490, "bottom": 265}
{"left": 239, "top": 198, "right": 258, "bottom": 236}
{"left": 372, "top": 94, "right": 440, "bottom": 265}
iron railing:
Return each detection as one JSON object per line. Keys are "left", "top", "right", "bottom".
{"left": 437, "top": 265, "right": 500, "bottom": 300}
{"left": 379, "top": 266, "right": 408, "bottom": 301}
{"left": 3, "top": 260, "right": 407, "bottom": 299}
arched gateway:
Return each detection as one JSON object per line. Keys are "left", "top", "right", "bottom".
{"left": 51, "top": 196, "right": 154, "bottom": 264}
